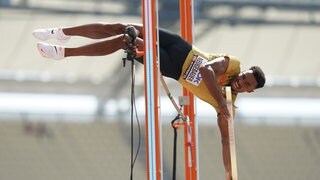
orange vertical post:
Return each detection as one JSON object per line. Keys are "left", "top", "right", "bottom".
{"left": 180, "top": 0, "right": 198, "bottom": 180}
{"left": 142, "top": 0, "right": 162, "bottom": 180}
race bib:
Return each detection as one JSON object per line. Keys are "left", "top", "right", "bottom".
{"left": 183, "top": 55, "right": 208, "bottom": 86}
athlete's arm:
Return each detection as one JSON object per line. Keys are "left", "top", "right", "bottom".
{"left": 217, "top": 113, "right": 232, "bottom": 180}
{"left": 199, "top": 56, "right": 230, "bottom": 118}
{"left": 200, "top": 56, "right": 232, "bottom": 179}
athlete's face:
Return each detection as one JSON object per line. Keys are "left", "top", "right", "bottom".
{"left": 231, "top": 70, "right": 257, "bottom": 93}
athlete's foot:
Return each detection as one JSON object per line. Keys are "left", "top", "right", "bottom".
{"left": 37, "top": 42, "right": 65, "bottom": 60}
{"left": 32, "top": 28, "right": 71, "bottom": 42}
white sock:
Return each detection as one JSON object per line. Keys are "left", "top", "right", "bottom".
{"left": 53, "top": 28, "right": 70, "bottom": 40}
{"left": 50, "top": 27, "right": 70, "bottom": 41}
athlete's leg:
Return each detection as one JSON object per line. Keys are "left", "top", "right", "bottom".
{"left": 37, "top": 33, "right": 144, "bottom": 59}
{"left": 64, "top": 34, "right": 125, "bottom": 57}
{"left": 65, "top": 34, "right": 144, "bottom": 57}
{"left": 62, "top": 23, "right": 143, "bottom": 39}
{"left": 33, "top": 23, "right": 143, "bottom": 41}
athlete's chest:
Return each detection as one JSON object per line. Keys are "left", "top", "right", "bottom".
{"left": 182, "top": 55, "right": 207, "bottom": 86}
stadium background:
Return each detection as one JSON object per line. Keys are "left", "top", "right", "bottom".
{"left": 0, "top": 0, "right": 320, "bottom": 179}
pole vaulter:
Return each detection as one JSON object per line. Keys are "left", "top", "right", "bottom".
{"left": 33, "top": 0, "right": 266, "bottom": 178}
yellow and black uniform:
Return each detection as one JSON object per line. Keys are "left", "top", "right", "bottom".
{"left": 178, "top": 46, "right": 240, "bottom": 112}
{"left": 135, "top": 28, "right": 191, "bottom": 79}
{"left": 136, "top": 28, "right": 240, "bottom": 112}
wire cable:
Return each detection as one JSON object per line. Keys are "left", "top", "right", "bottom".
{"left": 171, "top": 115, "right": 181, "bottom": 180}
{"left": 129, "top": 59, "right": 141, "bottom": 180}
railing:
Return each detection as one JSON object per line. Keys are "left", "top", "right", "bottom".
{"left": 3, "top": 0, "right": 320, "bottom": 14}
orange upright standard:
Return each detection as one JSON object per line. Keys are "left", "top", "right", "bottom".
{"left": 180, "top": 0, "right": 199, "bottom": 179}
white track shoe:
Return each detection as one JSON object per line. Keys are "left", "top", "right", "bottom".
{"left": 37, "top": 42, "right": 65, "bottom": 60}
{"left": 32, "top": 28, "right": 70, "bottom": 42}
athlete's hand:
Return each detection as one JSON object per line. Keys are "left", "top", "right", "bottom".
{"left": 225, "top": 171, "right": 232, "bottom": 180}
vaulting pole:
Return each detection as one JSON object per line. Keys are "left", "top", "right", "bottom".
{"left": 142, "top": 0, "right": 162, "bottom": 180}
{"left": 179, "top": 0, "right": 199, "bottom": 179}
{"left": 225, "top": 87, "right": 238, "bottom": 180}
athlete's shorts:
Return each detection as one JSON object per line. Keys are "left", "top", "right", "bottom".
{"left": 135, "top": 28, "right": 192, "bottom": 80}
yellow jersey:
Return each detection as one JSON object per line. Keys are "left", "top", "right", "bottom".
{"left": 178, "top": 46, "right": 240, "bottom": 113}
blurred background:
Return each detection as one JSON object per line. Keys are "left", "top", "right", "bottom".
{"left": 0, "top": 0, "right": 320, "bottom": 179}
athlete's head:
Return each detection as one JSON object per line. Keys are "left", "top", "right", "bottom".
{"left": 231, "top": 66, "right": 265, "bottom": 93}
{"left": 250, "top": 66, "right": 266, "bottom": 89}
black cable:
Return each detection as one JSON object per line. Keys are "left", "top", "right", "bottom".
{"left": 122, "top": 26, "right": 141, "bottom": 180}
{"left": 171, "top": 115, "right": 181, "bottom": 180}
{"left": 130, "top": 59, "right": 134, "bottom": 180}
{"left": 172, "top": 125, "right": 178, "bottom": 180}
{"left": 130, "top": 59, "right": 141, "bottom": 180}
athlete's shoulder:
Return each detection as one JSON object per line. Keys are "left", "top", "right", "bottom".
{"left": 226, "top": 55, "right": 241, "bottom": 74}
{"left": 227, "top": 55, "right": 240, "bottom": 66}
